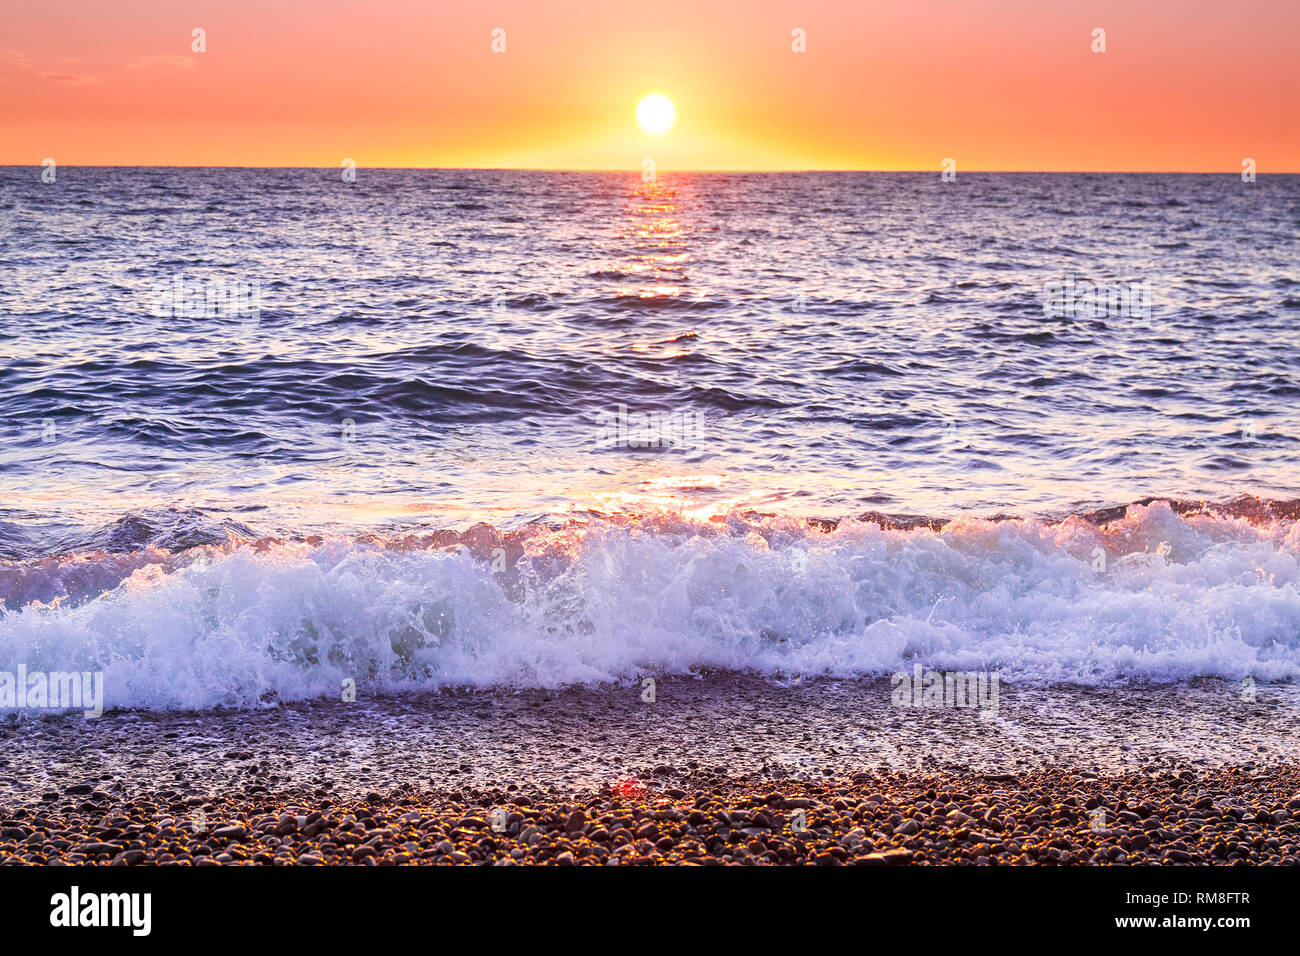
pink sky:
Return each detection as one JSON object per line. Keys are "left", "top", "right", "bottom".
{"left": 2, "top": 0, "right": 1296, "bottom": 170}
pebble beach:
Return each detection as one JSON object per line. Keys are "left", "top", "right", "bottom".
{"left": 3, "top": 766, "right": 1299, "bottom": 865}
{"left": 2, "top": 675, "right": 1297, "bottom": 866}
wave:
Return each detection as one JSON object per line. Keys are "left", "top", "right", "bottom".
{"left": 1, "top": 498, "right": 1298, "bottom": 712}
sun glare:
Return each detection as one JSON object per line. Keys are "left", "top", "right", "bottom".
{"left": 636, "top": 94, "right": 676, "bottom": 136}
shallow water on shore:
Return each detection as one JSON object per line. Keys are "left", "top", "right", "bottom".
{"left": 3, "top": 676, "right": 1297, "bottom": 805}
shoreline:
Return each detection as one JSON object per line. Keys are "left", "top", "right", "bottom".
{"left": 3, "top": 676, "right": 1297, "bottom": 801}
{"left": 3, "top": 675, "right": 1297, "bottom": 865}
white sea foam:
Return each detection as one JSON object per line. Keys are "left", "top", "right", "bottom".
{"left": 1, "top": 501, "right": 1297, "bottom": 711}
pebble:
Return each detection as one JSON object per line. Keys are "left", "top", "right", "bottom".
{"left": 2, "top": 766, "right": 1295, "bottom": 866}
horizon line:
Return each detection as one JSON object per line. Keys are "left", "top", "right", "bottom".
{"left": 4, "top": 164, "right": 1296, "bottom": 174}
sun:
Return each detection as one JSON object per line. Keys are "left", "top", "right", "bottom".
{"left": 636, "top": 94, "right": 676, "bottom": 136}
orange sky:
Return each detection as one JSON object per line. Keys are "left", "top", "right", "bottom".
{"left": 1, "top": 0, "right": 1296, "bottom": 170}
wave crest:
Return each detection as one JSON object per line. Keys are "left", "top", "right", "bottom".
{"left": 1, "top": 499, "right": 1298, "bottom": 711}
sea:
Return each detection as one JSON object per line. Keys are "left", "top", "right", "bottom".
{"left": 1, "top": 167, "right": 1297, "bottom": 710}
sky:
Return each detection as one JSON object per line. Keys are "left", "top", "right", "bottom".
{"left": 1, "top": 0, "right": 1296, "bottom": 171}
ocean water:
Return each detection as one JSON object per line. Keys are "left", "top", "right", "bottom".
{"left": 1, "top": 167, "right": 1298, "bottom": 709}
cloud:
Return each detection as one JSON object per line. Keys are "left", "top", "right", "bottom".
{"left": 125, "top": 54, "right": 197, "bottom": 71}
{"left": 0, "top": 49, "right": 36, "bottom": 70}
{"left": 0, "top": 50, "right": 99, "bottom": 85}
{"left": 41, "top": 71, "right": 101, "bottom": 86}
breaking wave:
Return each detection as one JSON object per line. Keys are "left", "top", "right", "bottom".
{"left": 1, "top": 498, "right": 1298, "bottom": 712}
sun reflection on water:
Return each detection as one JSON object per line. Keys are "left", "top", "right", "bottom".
{"left": 612, "top": 177, "right": 692, "bottom": 300}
